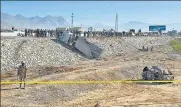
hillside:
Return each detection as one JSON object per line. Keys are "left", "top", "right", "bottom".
{"left": 1, "top": 13, "right": 70, "bottom": 29}
{"left": 1, "top": 36, "right": 174, "bottom": 73}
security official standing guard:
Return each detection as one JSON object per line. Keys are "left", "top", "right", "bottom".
{"left": 17, "top": 61, "right": 27, "bottom": 89}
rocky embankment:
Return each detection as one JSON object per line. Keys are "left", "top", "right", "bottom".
{"left": 1, "top": 36, "right": 173, "bottom": 73}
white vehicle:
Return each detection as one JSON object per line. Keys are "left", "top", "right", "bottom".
{"left": 57, "top": 30, "right": 102, "bottom": 59}
{"left": 1, "top": 30, "right": 24, "bottom": 37}
{"left": 15, "top": 30, "right": 25, "bottom": 36}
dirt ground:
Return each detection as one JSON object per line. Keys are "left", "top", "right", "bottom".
{"left": 1, "top": 38, "right": 181, "bottom": 107}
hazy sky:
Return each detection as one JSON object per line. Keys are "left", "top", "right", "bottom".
{"left": 2, "top": 1, "right": 181, "bottom": 26}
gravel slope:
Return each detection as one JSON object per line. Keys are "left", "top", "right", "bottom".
{"left": 1, "top": 36, "right": 173, "bottom": 73}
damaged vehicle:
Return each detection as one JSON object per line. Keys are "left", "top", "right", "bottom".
{"left": 142, "top": 66, "right": 174, "bottom": 81}
{"left": 56, "top": 28, "right": 102, "bottom": 59}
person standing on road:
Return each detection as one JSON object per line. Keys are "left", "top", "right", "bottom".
{"left": 36, "top": 29, "right": 39, "bottom": 37}
{"left": 40, "top": 29, "right": 43, "bottom": 37}
{"left": 27, "top": 29, "right": 30, "bottom": 36}
{"left": 48, "top": 29, "right": 50, "bottom": 37}
{"left": 51, "top": 29, "right": 53, "bottom": 37}
{"left": 31, "top": 29, "right": 33, "bottom": 36}
{"left": 45, "top": 29, "right": 47, "bottom": 37}
{"left": 25, "top": 29, "right": 27, "bottom": 36}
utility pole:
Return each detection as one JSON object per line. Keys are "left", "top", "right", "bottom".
{"left": 115, "top": 13, "right": 118, "bottom": 32}
{"left": 71, "top": 13, "right": 74, "bottom": 28}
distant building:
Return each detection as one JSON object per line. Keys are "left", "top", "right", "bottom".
{"left": 168, "top": 30, "right": 178, "bottom": 36}
{"left": 179, "top": 31, "right": 181, "bottom": 35}
{"left": 69, "top": 27, "right": 83, "bottom": 32}
{"left": 74, "top": 27, "right": 83, "bottom": 31}
{"left": 130, "top": 29, "right": 135, "bottom": 33}
{"left": 56, "top": 27, "right": 67, "bottom": 31}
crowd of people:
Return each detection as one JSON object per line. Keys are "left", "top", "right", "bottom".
{"left": 24, "top": 29, "right": 56, "bottom": 37}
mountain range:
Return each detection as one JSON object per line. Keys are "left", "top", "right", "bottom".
{"left": 1, "top": 13, "right": 181, "bottom": 32}
{"left": 1, "top": 13, "right": 70, "bottom": 30}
